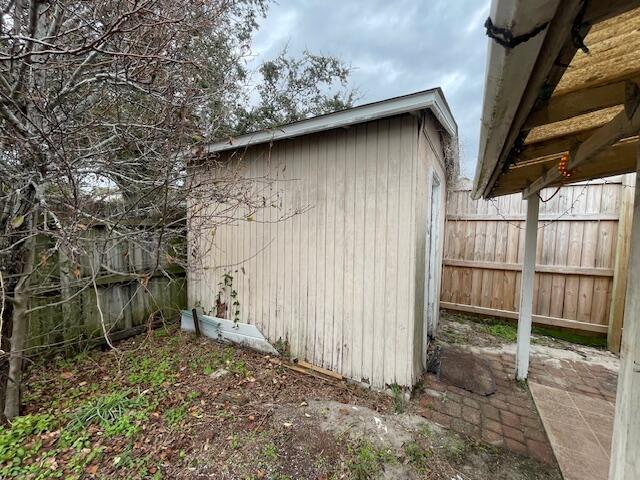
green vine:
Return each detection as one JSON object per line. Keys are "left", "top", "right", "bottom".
{"left": 217, "top": 270, "right": 240, "bottom": 324}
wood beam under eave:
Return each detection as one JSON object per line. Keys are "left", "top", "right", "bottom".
{"left": 520, "top": 128, "right": 598, "bottom": 162}
{"left": 480, "top": 0, "right": 585, "bottom": 199}
{"left": 525, "top": 76, "right": 640, "bottom": 129}
{"left": 492, "top": 139, "right": 638, "bottom": 197}
{"left": 522, "top": 88, "right": 640, "bottom": 198}
{"left": 583, "top": 0, "right": 640, "bottom": 25}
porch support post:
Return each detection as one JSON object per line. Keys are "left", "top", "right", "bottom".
{"left": 609, "top": 147, "right": 640, "bottom": 480}
{"left": 515, "top": 193, "right": 539, "bottom": 381}
{"left": 608, "top": 173, "right": 635, "bottom": 353}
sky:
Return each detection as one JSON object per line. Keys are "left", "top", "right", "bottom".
{"left": 251, "top": 0, "right": 491, "bottom": 177}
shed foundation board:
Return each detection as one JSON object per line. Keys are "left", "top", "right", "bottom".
{"left": 181, "top": 310, "right": 279, "bottom": 356}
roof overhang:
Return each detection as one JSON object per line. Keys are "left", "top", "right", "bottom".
{"left": 473, "top": 0, "right": 640, "bottom": 199}
{"left": 201, "top": 88, "right": 457, "bottom": 155}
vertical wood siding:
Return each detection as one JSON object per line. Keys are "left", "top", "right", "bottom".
{"left": 188, "top": 114, "right": 445, "bottom": 388}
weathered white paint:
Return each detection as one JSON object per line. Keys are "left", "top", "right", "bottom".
{"left": 609, "top": 151, "right": 640, "bottom": 480}
{"left": 180, "top": 310, "right": 279, "bottom": 355}
{"left": 473, "top": 0, "right": 561, "bottom": 199}
{"left": 414, "top": 114, "right": 448, "bottom": 376}
{"left": 188, "top": 113, "right": 451, "bottom": 388}
{"left": 515, "top": 194, "right": 540, "bottom": 380}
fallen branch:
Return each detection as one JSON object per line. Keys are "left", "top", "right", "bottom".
{"left": 268, "top": 357, "right": 343, "bottom": 383}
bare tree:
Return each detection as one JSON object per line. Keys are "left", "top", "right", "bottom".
{"left": 0, "top": 0, "right": 273, "bottom": 420}
{"left": 0, "top": 0, "right": 357, "bottom": 421}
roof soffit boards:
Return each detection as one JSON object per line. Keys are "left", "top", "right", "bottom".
{"left": 473, "top": 0, "right": 640, "bottom": 199}
{"left": 200, "top": 88, "right": 457, "bottom": 155}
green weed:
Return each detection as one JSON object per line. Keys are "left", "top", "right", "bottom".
{"left": 390, "top": 383, "right": 406, "bottom": 414}
{"left": 154, "top": 327, "right": 170, "bottom": 338}
{"left": 347, "top": 442, "right": 394, "bottom": 480}
{"left": 532, "top": 325, "right": 606, "bottom": 347}
{"left": 187, "top": 391, "right": 201, "bottom": 401}
{"left": 444, "top": 436, "right": 468, "bottom": 460}
{"left": 273, "top": 338, "right": 290, "bottom": 358}
{"left": 419, "top": 423, "right": 435, "bottom": 439}
{"left": 164, "top": 406, "right": 187, "bottom": 428}
{"left": 404, "top": 441, "right": 431, "bottom": 472}
{"left": 262, "top": 442, "right": 278, "bottom": 462}
{"left": 0, "top": 414, "right": 103, "bottom": 479}
{"left": 229, "top": 359, "right": 249, "bottom": 378}
{"left": 71, "top": 390, "right": 151, "bottom": 438}
{"left": 127, "top": 357, "right": 175, "bottom": 387}
{"left": 104, "top": 411, "right": 148, "bottom": 438}
{"left": 487, "top": 323, "right": 517, "bottom": 342}
{"left": 0, "top": 414, "right": 56, "bottom": 463}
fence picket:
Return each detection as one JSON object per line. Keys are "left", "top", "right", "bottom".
{"left": 441, "top": 178, "right": 628, "bottom": 341}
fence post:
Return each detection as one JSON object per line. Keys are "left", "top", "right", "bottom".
{"left": 608, "top": 173, "right": 636, "bottom": 353}
{"left": 192, "top": 308, "right": 202, "bottom": 337}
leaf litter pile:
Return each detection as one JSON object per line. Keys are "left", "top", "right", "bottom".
{"left": 4, "top": 324, "right": 561, "bottom": 479}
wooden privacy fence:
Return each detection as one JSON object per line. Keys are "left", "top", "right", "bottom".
{"left": 440, "top": 175, "right": 635, "bottom": 350}
{"left": 28, "top": 226, "right": 187, "bottom": 353}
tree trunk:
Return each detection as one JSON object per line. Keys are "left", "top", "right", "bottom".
{"left": 4, "top": 221, "right": 36, "bottom": 420}
{"left": 0, "top": 299, "right": 12, "bottom": 424}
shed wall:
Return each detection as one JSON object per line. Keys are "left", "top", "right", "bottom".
{"left": 188, "top": 114, "right": 444, "bottom": 388}
{"left": 412, "top": 114, "right": 448, "bottom": 376}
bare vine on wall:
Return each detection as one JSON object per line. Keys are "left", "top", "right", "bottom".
{"left": 216, "top": 271, "right": 240, "bottom": 325}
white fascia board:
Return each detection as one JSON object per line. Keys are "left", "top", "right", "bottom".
{"left": 472, "top": 0, "right": 560, "bottom": 199}
{"left": 202, "top": 88, "right": 457, "bottom": 155}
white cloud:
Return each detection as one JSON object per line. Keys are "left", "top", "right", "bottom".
{"left": 465, "top": 3, "right": 490, "bottom": 35}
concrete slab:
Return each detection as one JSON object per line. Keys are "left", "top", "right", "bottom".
{"left": 530, "top": 382, "right": 614, "bottom": 480}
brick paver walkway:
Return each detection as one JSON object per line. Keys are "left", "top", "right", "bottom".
{"left": 414, "top": 349, "right": 618, "bottom": 466}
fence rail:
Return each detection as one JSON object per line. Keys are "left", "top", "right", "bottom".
{"left": 441, "top": 175, "right": 634, "bottom": 348}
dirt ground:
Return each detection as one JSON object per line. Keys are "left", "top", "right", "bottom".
{"left": 5, "top": 321, "right": 562, "bottom": 479}
{"left": 437, "top": 312, "right": 618, "bottom": 371}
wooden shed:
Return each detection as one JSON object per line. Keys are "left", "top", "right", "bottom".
{"left": 187, "top": 89, "right": 457, "bottom": 388}
{"left": 474, "top": 1, "right": 640, "bottom": 478}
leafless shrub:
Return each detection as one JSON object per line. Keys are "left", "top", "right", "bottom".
{"left": 0, "top": 0, "right": 271, "bottom": 419}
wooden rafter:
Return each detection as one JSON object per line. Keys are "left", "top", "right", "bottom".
{"left": 493, "top": 138, "right": 638, "bottom": 196}
{"left": 523, "top": 82, "right": 640, "bottom": 197}
{"left": 520, "top": 128, "right": 599, "bottom": 162}
{"left": 525, "top": 74, "right": 640, "bottom": 129}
